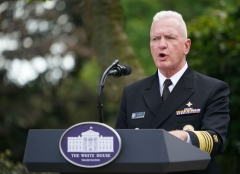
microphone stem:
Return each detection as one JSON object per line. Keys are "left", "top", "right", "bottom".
{"left": 97, "top": 79, "right": 105, "bottom": 123}
{"left": 98, "top": 72, "right": 107, "bottom": 123}
{"left": 97, "top": 59, "right": 119, "bottom": 123}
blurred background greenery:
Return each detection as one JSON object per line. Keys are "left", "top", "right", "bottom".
{"left": 0, "top": 0, "right": 239, "bottom": 173}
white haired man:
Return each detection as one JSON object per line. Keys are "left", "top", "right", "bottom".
{"left": 116, "top": 10, "right": 230, "bottom": 174}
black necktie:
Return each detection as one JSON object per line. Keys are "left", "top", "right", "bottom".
{"left": 162, "top": 79, "right": 172, "bottom": 102}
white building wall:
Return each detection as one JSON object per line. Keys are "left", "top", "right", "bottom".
{"left": 68, "top": 137, "right": 83, "bottom": 152}
{"left": 67, "top": 131, "right": 114, "bottom": 152}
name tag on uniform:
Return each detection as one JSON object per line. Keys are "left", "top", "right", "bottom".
{"left": 131, "top": 112, "right": 145, "bottom": 119}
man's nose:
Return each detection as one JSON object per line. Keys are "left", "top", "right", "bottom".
{"left": 158, "top": 38, "right": 167, "bottom": 49}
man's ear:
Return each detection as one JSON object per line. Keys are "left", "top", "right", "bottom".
{"left": 184, "top": 39, "right": 191, "bottom": 55}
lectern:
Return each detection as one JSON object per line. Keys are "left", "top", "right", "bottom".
{"left": 23, "top": 129, "right": 210, "bottom": 173}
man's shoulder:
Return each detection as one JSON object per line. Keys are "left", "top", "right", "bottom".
{"left": 193, "top": 70, "right": 228, "bottom": 89}
{"left": 194, "top": 71, "right": 215, "bottom": 81}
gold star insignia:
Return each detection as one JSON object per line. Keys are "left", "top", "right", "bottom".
{"left": 186, "top": 102, "right": 193, "bottom": 107}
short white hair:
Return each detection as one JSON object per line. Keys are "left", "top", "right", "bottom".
{"left": 152, "top": 10, "right": 188, "bottom": 38}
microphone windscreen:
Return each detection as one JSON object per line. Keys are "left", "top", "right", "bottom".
{"left": 123, "top": 65, "right": 132, "bottom": 75}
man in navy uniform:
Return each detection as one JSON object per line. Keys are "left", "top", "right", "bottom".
{"left": 115, "top": 10, "right": 230, "bottom": 174}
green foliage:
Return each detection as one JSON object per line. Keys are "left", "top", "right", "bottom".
{"left": 0, "top": 0, "right": 98, "bottom": 167}
{"left": 121, "top": 0, "right": 161, "bottom": 75}
{"left": 27, "top": 0, "right": 47, "bottom": 2}
{"left": 0, "top": 149, "right": 58, "bottom": 174}
{"left": 79, "top": 57, "right": 100, "bottom": 92}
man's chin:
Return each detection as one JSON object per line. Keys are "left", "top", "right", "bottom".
{"left": 156, "top": 63, "right": 169, "bottom": 70}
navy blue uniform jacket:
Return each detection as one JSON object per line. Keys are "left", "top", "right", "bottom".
{"left": 115, "top": 67, "right": 230, "bottom": 174}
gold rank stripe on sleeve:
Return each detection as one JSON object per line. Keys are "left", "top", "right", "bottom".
{"left": 205, "top": 132, "right": 213, "bottom": 153}
{"left": 192, "top": 131, "right": 213, "bottom": 154}
{"left": 201, "top": 131, "right": 212, "bottom": 154}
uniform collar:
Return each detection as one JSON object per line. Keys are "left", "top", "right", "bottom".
{"left": 158, "top": 62, "right": 188, "bottom": 95}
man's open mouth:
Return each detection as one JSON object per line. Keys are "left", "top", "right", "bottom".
{"left": 159, "top": 53, "right": 166, "bottom": 57}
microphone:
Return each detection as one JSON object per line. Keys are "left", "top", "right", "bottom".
{"left": 98, "top": 59, "right": 131, "bottom": 123}
{"left": 108, "top": 64, "right": 132, "bottom": 77}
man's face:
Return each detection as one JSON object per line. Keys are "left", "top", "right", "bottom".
{"left": 150, "top": 18, "right": 191, "bottom": 77}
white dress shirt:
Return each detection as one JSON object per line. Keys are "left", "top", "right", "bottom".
{"left": 158, "top": 62, "right": 188, "bottom": 96}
